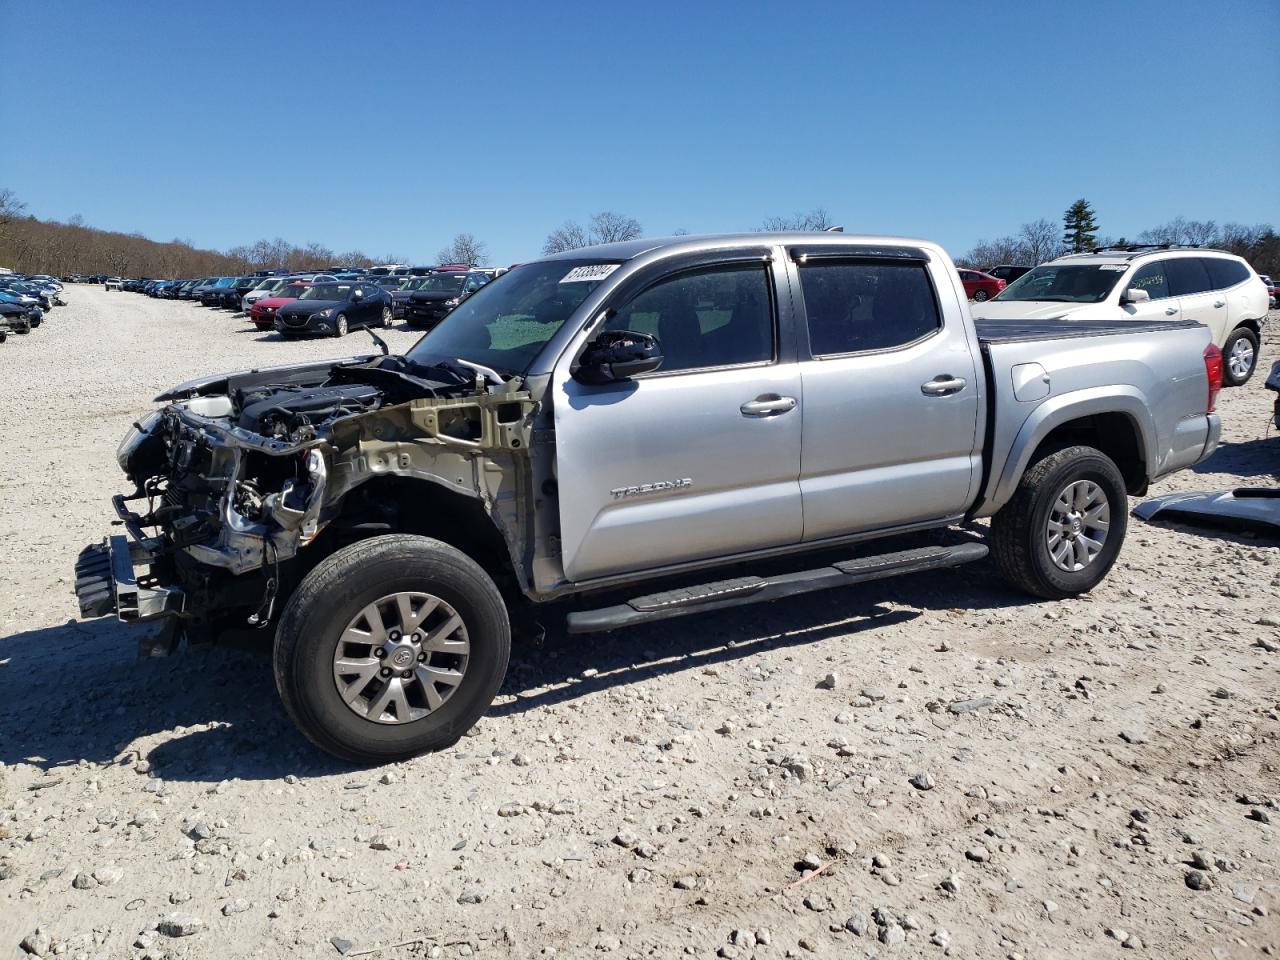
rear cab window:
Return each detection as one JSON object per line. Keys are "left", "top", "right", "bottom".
{"left": 796, "top": 259, "right": 942, "bottom": 356}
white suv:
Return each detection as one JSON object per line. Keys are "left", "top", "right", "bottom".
{"left": 973, "top": 246, "right": 1270, "bottom": 385}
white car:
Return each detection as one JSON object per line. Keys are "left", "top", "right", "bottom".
{"left": 241, "top": 276, "right": 297, "bottom": 312}
{"left": 973, "top": 247, "right": 1270, "bottom": 386}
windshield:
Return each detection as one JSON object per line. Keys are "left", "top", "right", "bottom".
{"left": 298, "top": 283, "right": 352, "bottom": 301}
{"left": 276, "top": 284, "right": 309, "bottom": 299}
{"left": 406, "top": 259, "right": 617, "bottom": 375}
{"left": 418, "top": 274, "right": 467, "bottom": 293}
{"left": 252, "top": 278, "right": 279, "bottom": 290}
{"left": 212, "top": 277, "right": 234, "bottom": 287}
{"left": 993, "top": 263, "right": 1128, "bottom": 303}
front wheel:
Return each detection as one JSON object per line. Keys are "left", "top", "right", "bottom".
{"left": 274, "top": 535, "right": 511, "bottom": 764}
{"left": 334, "top": 313, "right": 348, "bottom": 337}
{"left": 380, "top": 306, "right": 392, "bottom": 327}
{"left": 1221, "top": 326, "right": 1259, "bottom": 386}
{"left": 990, "top": 445, "right": 1128, "bottom": 600}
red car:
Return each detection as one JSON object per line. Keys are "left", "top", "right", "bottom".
{"left": 957, "top": 269, "right": 1006, "bottom": 302}
{"left": 250, "top": 281, "right": 312, "bottom": 329}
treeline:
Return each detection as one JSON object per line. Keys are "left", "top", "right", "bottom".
{"left": 0, "top": 190, "right": 461, "bottom": 278}
{"left": 960, "top": 209, "right": 1280, "bottom": 277}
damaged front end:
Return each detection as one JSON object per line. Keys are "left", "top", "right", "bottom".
{"left": 75, "top": 353, "right": 538, "bottom": 653}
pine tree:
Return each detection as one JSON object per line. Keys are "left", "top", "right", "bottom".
{"left": 1063, "top": 199, "right": 1099, "bottom": 253}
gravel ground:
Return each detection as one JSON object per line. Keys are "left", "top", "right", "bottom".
{"left": 0, "top": 287, "right": 1277, "bottom": 960}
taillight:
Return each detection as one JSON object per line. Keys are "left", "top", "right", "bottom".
{"left": 1203, "top": 343, "right": 1222, "bottom": 413}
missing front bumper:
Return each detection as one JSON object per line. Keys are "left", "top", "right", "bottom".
{"left": 74, "top": 535, "right": 185, "bottom": 622}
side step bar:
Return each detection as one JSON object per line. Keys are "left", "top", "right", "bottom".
{"left": 566, "top": 542, "right": 988, "bottom": 634}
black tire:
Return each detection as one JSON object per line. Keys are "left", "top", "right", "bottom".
{"left": 334, "top": 313, "right": 348, "bottom": 337}
{"left": 1221, "top": 326, "right": 1259, "bottom": 387}
{"left": 273, "top": 534, "right": 511, "bottom": 764}
{"left": 973, "top": 289, "right": 990, "bottom": 302}
{"left": 380, "top": 306, "right": 392, "bottom": 327}
{"left": 990, "top": 445, "right": 1128, "bottom": 600}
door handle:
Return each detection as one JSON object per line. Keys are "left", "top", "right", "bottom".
{"left": 921, "top": 375, "right": 967, "bottom": 396}
{"left": 1213, "top": 300, "right": 1225, "bottom": 308}
{"left": 740, "top": 394, "right": 797, "bottom": 417}
{"left": 1164, "top": 306, "right": 1178, "bottom": 315}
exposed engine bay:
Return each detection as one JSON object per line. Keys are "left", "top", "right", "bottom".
{"left": 85, "top": 353, "right": 539, "bottom": 633}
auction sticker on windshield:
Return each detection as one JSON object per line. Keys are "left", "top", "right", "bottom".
{"left": 560, "top": 264, "right": 620, "bottom": 284}
{"left": 1098, "top": 264, "right": 1128, "bottom": 271}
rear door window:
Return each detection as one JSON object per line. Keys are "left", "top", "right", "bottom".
{"left": 1128, "top": 261, "right": 1172, "bottom": 300}
{"left": 1203, "top": 257, "right": 1249, "bottom": 290}
{"left": 1166, "top": 257, "right": 1214, "bottom": 296}
{"left": 798, "top": 260, "right": 941, "bottom": 356}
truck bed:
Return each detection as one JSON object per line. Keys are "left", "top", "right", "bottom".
{"left": 975, "top": 317, "right": 1203, "bottom": 344}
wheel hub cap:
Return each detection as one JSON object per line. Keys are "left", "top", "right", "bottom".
{"left": 1046, "top": 479, "right": 1110, "bottom": 572}
{"left": 1229, "top": 339, "right": 1253, "bottom": 379}
{"left": 332, "top": 592, "right": 470, "bottom": 725}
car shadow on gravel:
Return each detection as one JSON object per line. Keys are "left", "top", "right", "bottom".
{"left": 491, "top": 560, "right": 1029, "bottom": 718}
{"left": 0, "top": 616, "right": 349, "bottom": 783}
{"left": 0, "top": 560, "right": 1026, "bottom": 782}
{"left": 1192, "top": 435, "right": 1279, "bottom": 480}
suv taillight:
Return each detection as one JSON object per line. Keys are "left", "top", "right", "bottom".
{"left": 1203, "top": 343, "right": 1222, "bottom": 413}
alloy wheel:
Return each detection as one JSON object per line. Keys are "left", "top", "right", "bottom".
{"left": 331, "top": 592, "right": 470, "bottom": 724}
{"left": 1046, "top": 479, "right": 1110, "bottom": 571}
{"left": 1228, "top": 337, "right": 1254, "bottom": 380}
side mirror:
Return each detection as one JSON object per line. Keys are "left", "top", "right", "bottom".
{"left": 574, "top": 330, "right": 663, "bottom": 385}
{"left": 1122, "top": 287, "right": 1151, "bottom": 304}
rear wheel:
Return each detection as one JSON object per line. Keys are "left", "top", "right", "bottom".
{"left": 973, "top": 289, "right": 990, "bottom": 302}
{"left": 990, "top": 445, "right": 1128, "bottom": 600}
{"left": 1221, "top": 326, "right": 1259, "bottom": 386}
{"left": 334, "top": 313, "right": 348, "bottom": 338}
{"left": 274, "top": 535, "right": 511, "bottom": 764}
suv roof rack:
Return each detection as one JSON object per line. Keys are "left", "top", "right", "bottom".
{"left": 1061, "top": 243, "right": 1231, "bottom": 262}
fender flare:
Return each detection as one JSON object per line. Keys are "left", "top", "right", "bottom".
{"left": 986, "top": 386, "right": 1157, "bottom": 512}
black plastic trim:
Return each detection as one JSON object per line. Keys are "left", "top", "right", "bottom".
{"left": 789, "top": 244, "right": 930, "bottom": 263}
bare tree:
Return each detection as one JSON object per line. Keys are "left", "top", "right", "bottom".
{"left": 542, "top": 212, "right": 642, "bottom": 254}
{"left": 957, "top": 235, "right": 1025, "bottom": 270}
{"left": 759, "top": 207, "right": 834, "bottom": 232}
{"left": 436, "top": 233, "right": 489, "bottom": 266}
{"left": 0, "top": 188, "right": 25, "bottom": 229}
{"left": 589, "top": 211, "right": 642, "bottom": 244}
{"left": 1017, "top": 218, "right": 1062, "bottom": 264}
{"left": 542, "top": 220, "right": 591, "bottom": 255}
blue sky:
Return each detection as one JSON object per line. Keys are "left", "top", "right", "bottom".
{"left": 5, "top": 0, "right": 1278, "bottom": 265}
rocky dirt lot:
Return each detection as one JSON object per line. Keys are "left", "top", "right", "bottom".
{"left": 0, "top": 287, "right": 1277, "bottom": 960}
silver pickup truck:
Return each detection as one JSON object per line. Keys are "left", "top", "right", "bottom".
{"left": 76, "top": 233, "right": 1223, "bottom": 762}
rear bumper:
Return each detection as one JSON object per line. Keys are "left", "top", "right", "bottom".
{"left": 75, "top": 534, "right": 185, "bottom": 622}
{"left": 1196, "top": 413, "right": 1222, "bottom": 465}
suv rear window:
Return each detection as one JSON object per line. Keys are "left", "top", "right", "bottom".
{"left": 1166, "top": 258, "right": 1214, "bottom": 296}
{"left": 799, "top": 261, "right": 941, "bottom": 355}
{"left": 1203, "top": 257, "right": 1249, "bottom": 290}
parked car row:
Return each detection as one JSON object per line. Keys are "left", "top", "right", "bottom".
{"left": 0, "top": 273, "right": 64, "bottom": 342}
{"left": 107, "top": 263, "right": 506, "bottom": 338}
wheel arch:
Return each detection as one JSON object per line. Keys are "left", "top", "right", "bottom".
{"left": 316, "top": 474, "right": 524, "bottom": 599}
{"left": 984, "top": 388, "right": 1156, "bottom": 513}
